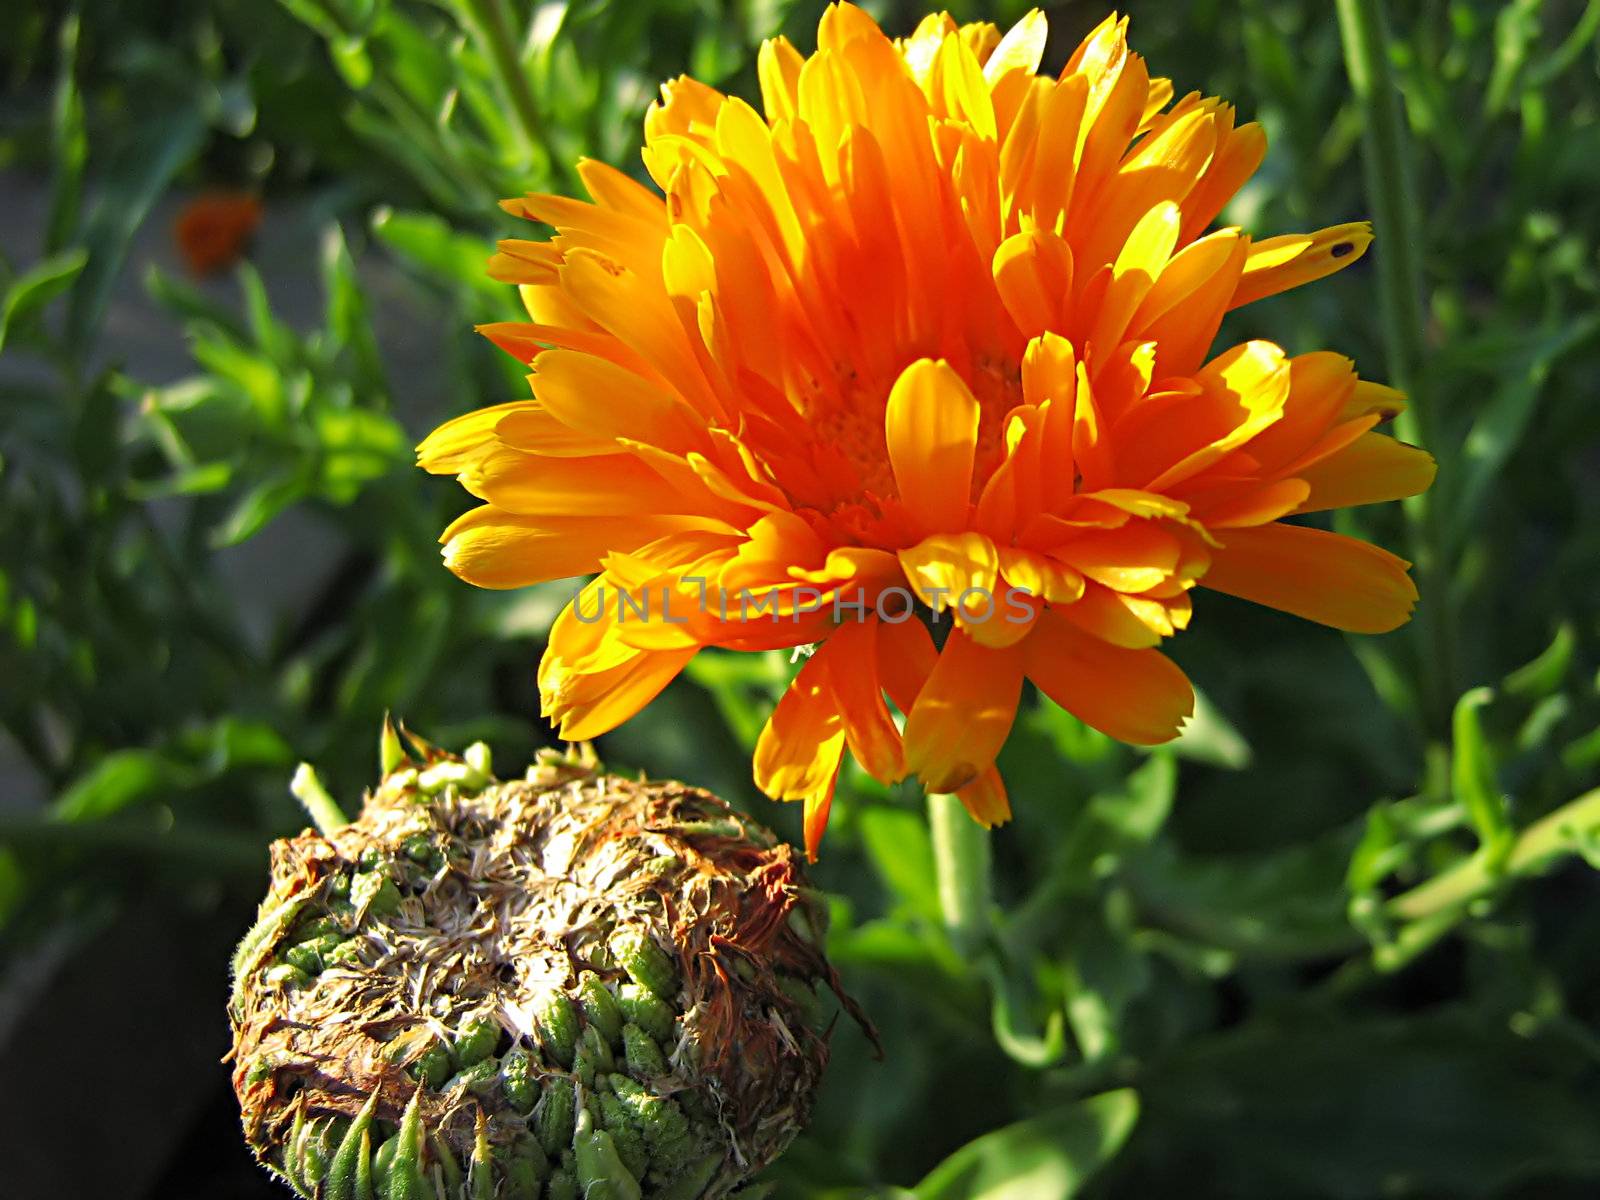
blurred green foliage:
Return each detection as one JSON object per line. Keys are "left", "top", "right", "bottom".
{"left": 3, "top": 1, "right": 1600, "bottom": 1197}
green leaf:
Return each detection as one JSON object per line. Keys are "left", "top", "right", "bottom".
{"left": 65, "top": 104, "right": 208, "bottom": 351}
{"left": 212, "top": 475, "right": 306, "bottom": 547}
{"left": 913, "top": 1089, "right": 1139, "bottom": 1200}
{"left": 1451, "top": 687, "right": 1509, "bottom": 853}
{"left": 0, "top": 247, "right": 89, "bottom": 353}
{"left": 1503, "top": 624, "right": 1575, "bottom": 699}
{"left": 1450, "top": 315, "right": 1600, "bottom": 551}
{"left": 371, "top": 207, "right": 503, "bottom": 297}
{"left": 51, "top": 750, "right": 198, "bottom": 823}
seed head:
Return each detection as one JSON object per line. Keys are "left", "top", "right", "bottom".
{"left": 230, "top": 727, "right": 871, "bottom": 1198}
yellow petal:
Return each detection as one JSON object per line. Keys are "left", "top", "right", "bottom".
{"left": 1231, "top": 222, "right": 1373, "bottom": 308}
{"left": 885, "top": 359, "right": 980, "bottom": 534}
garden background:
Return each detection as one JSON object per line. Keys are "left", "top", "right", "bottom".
{"left": 3, "top": 0, "right": 1600, "bottom": 1196}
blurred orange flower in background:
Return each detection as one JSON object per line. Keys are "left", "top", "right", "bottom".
{"left": 420, "top": 5, "right": 1435, "bottom": 857}
{"left": 174, "top": 190, "right": 262, "bottom": 276}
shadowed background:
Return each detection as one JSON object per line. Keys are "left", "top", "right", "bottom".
{"left": 2, "top": 0, "right": 1600, "bottom": 1196}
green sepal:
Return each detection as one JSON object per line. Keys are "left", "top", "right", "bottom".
{"left": 579, "top": 974, "right": 624, "bottom": 1044}
{"left": 622, "top": 1024, "right": 667, "bottom": 1077}
{"left": 616, "top": 984, "right": 675, "bottom": 1042}
{"left": 325, "top": 1092, "right": 380, "bottom": 1200}
{"left": 372, "top": 1132, "right": 398, "bottom": 1191}
{"left": 283, "top": 1105, "right": 310, "bottom": 1196}
{"left": 428, "top": 1129, "right": 464, "bottom": 1193}
{"left": 469, "top": 1112, "right": 495, "bottom": 1200}
{"left": 383, "top": 1089, "right": 429, "bottom": 1200}
{"left": 653, "top": 1153, "right": 722, "bottom": 1200}
{"left": 574, "top": 1109, "right": 644, "bottom": 1200}
{"left": 355, "top": 1129, "right": 375, "bottom": 1200}
{"left": 380, "top": 716, "right": 409, "bottom": 775}
{"left": 231, "top": 893, "right": 313, "bottom": 1016}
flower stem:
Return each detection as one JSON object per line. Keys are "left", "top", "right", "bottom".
{"left": 1387, "top": 787, "right": 1600, "bottom": 923}
{"left": 458, "top": 0, "right": 545, "bottom": 161}
{"left": 927, "top": 792, "right": 992, "bottom": 960}
{"left": 1335, "top": 0, "right": 1458, "bottom": 728}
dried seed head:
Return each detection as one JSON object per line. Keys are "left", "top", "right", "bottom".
{"left": 229, "top": 730, "right": 871, "bottom": 1199}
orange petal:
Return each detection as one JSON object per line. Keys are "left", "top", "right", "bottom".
{"left": 1024, "top": 609, "right": 1193, "bottom": 744}
{"left": 885, "top": 359, "right": 980, "bottom": 534}
{"left": 903, "top": 629, "right": 1024, "bottom": 793}
{"left": 1203, "top": 523, "right": 1418, "bottom": 633}
{"left": 955, "top": 765, "right": 1011, "bottom": 827}
{"left": 821, "top": 619, "right": 906, "bottom": 785}
{"left": 753, "top": 650, "right": 847, "bottom": 801}
{"left": 1294, "top": 433, "right": 1437, "bottom": 513}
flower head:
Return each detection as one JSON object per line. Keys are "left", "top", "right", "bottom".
{"left": 420, "top": 6, "right": 1435, "bottom": 857}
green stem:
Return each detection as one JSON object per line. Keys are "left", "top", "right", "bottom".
{"left": 458, "top": 0, "right": 545, "bottom": 160}
{"left": 927, "top": 792, "right": 992, "bottom": 960}
{"left": 1336, "top": 0, "right": 1458, "bottom": 729}
{"left": 291, "top": 763, "right": 350, "bottom": 837}
{"left": 1387, "top": 787, "right": 1600, "bottom": 923}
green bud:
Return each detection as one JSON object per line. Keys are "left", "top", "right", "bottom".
{"left": 351, "top": 872, "right": 401, "bottom": 918}
{"left": 598, "top": 1091, "right": 652, "bottom": 1181}
{"left": 609, "top": 928, "right": 678, "bottom": 1001}
{"left": 610, "top": 1076, "right": 691, "bottom": 1154}
{"left": 535, "top": 1076, "right": 576, "bottom": 1156}
{"left": 616, "top": 984, "right": 674, "bottom": 1042}
{"left": 401, "top": 833, "right": 434, "bottom": 863}
{"left": 454, "top": 1011, "right": 500, "bottom": 1067}
{"left": 576, "top": 1023, "right": 616, "bottom": 1088}
{"left": 463, "top": 741, "right": 493, "bottom": 778}
{"left": 622, "top": 1024, "right": 667, "bottom": 1077}
{"left": 578, "top": 974, "right": 624, "bottom": 1044}
{"left": 496, "top": 1133, "right": 549, "bottom": 1197}
{"left": 535, "top": 991, "right": 580, "bottom": 1068}
{"left": 575, "top": 1109, "right": 644, "bottom": 1200}
{"left": 451, "top": 1057, "right": 501, "bottom": 1098}
{"left": 501, "top": 1047, "right": 537, "bottom": 1113}
{"left": 264, "top": 963, "right": 311, "bottom": 991}
{"left": 546, "top": 1168, "right": 579, "bottom": 1200}
{"left": 409, "top": 1042, "right": 453, "bottom": 1089}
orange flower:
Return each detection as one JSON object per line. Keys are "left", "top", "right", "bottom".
{"left": 174, "top": 191, "right": 262, "bottom": 276}
{"left": 420, "top": 6, "right": 1435, "bottom": 858}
